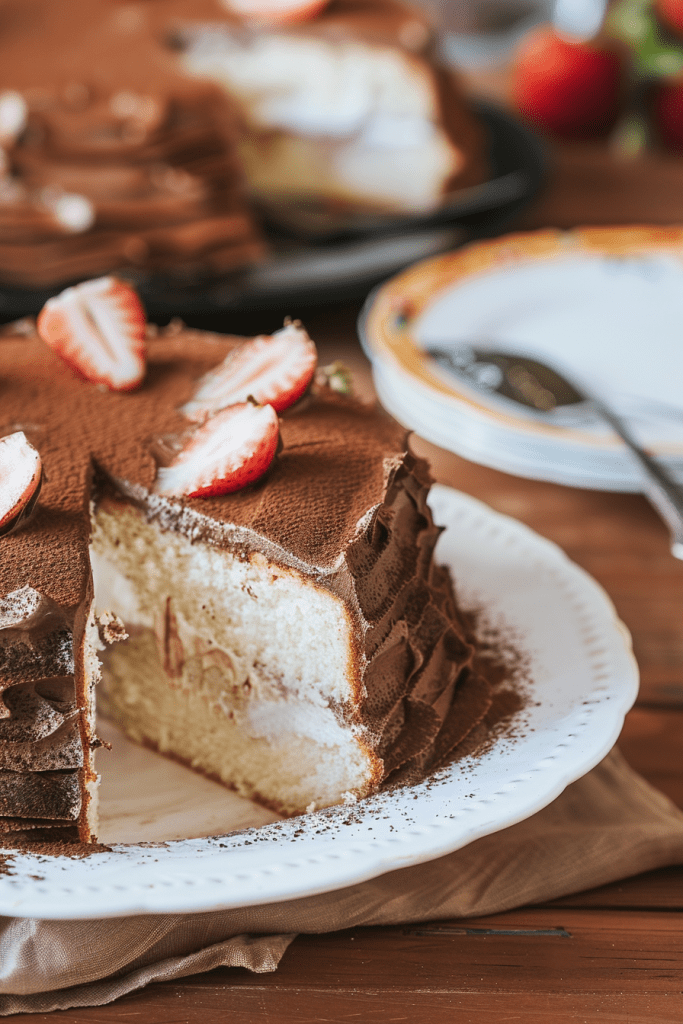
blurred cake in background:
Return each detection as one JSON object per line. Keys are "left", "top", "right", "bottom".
{"left": 0, "top": 0, "right": 488, "bottom": 288}
{"left": 0, "top": 0, "right": 264, "bottom": 288}
{"left": 175, "top": 0, "right": 488, "bottom": 229}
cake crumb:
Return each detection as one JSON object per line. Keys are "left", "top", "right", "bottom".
{"left": 97, "top": 610, "right": 128, "bottom": 646}
{"left": 305, "top": 801, "right": 318, "bottom": 814}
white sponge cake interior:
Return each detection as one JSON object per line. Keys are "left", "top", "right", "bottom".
{"left": 90, "top": 496, "right": 381, "bottom": 816}
{"left": 182, "top": 31, "right": 461, "bottom": 213}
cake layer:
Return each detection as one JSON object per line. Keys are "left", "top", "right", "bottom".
{"left": 91, "top": 495, "right": 380, "bottom": 813}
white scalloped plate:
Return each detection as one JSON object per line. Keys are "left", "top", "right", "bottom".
{"left": 0, "top": 486, "right": 638, "bottom": 919}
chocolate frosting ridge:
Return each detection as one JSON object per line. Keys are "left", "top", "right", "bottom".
{"left": 0, "top": 584, "right": 83, "bottom": 821}
{"left": 0, "top": 770, "right": 81, "bottom": 821}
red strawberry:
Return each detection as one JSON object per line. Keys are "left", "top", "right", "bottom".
{"left": 0, "top": 432, "right": 43, "bottom": 537}
{"left": 182, "top": 322, "right": 317, "bottom": 422}
{"left": 656, "top": 0, "right": 683, "bottom": 38}
{"left": 511, "top": 26, "right": 623, "bottom": 140}
{"left": 651, "top": 76, "right": 683, "bottom": 152}
{"left": 228, "top": 0, "right": 328, "bottom": 25}
{"left": 36, "top": 276, "right": 146, "bottom": 391}
{"left": 155, "top": 402, "right": 280, "bottom": 498}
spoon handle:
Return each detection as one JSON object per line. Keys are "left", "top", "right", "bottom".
{"left": 592, "top": 399, "right": 683, "bottom": 560}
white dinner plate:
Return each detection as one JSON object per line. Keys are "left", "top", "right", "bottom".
{"left": 0, "top": 486, "right": 638, "bottom": 919}
{"left": 360, "top": 227, "right": 683, "bottom": 491}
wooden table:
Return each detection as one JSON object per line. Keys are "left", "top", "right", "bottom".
{"left": 21, "top": 143, "right": 683, "bottom": 1023}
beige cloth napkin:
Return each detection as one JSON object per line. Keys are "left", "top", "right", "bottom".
{"left": 2, "top": 746, "right": 683, "bottom": 1015}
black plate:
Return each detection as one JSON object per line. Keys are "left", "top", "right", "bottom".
{"left": 0, "top": 102, "right": 546, "bottom": 323}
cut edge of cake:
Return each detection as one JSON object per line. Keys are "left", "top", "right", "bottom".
{"left": 89, "top": 481, "right": 384, "bottom": 816}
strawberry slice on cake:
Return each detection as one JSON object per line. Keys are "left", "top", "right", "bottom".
{"left": 155, "top": 401, "right": 281, "bottom": 497}
{"left": 36, "top": 277, "right": 147, "bottom": 391}
{"left": 0, "top": 432, "right": 42, "bottom": 537}
{"left": 182, "top": 322, "right": 317, "bottom": 422}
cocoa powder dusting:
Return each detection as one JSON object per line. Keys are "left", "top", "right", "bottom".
{"left": 453, "top": 605, "right": 531, "bottom": 762}
{"left": 0, "top": 836, "right": 112, "bottom": 875}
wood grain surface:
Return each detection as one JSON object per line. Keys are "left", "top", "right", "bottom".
{"left": 14, "top": 134, "right": 683, "bottom": 1022}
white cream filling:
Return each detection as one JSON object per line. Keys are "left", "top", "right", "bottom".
{"left": 181, "top": 30, "right": 458, "bottom": 209}
{"left": 244, "top": 695, "right": 351, "bottom": 745}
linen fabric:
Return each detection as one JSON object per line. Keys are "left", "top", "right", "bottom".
{"left": 2, "top": 747, "right": 683, "bottom": 1014}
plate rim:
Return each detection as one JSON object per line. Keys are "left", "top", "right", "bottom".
{"left": 0, "top": 485, "right": 639, "bottom": 919}
{"left": 359, "top": 225, "right": 683, "bottom": 457}
{"left": 369, "top": 354, "right": 683, "bottom": 493}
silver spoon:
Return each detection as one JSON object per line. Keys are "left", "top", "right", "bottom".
{"left": 427, "top": 344, "right": 683, "bottom": 560}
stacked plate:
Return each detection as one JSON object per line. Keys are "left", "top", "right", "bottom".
{"left": 360, "top": 227, "right": 683, "bottom": 491}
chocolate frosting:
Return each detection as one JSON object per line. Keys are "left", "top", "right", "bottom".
{"left": 0, "top": 0, "right": 484, "bottom": 287}
{"left": 0, "top": 588, "right": 82, "bottom": 821}
{"left": 0, "top": 318, "right": 491, "bottom": 824}
{"left": 0, "top": 769, "right": 80, "bottom": 821}
{"left": 0, "top": 0, "right": 263, "bottom": 287}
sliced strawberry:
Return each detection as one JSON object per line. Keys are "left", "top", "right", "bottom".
{"left": 182, "top": 322, "right": 317, "bottom": 422}
{"left": 228, "top": 0, "right": 328, "bottom": 25}
{"left": 155, "top": 402, "right": 280, "bottom": 498}
{"left": 0, "top": 432, "right": 43, "bottom": 537}
{"left": 36, "top": 276, "right": 146, "bottom": 391}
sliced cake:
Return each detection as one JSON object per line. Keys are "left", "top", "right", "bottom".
{"left": 0, "top": 279, "right": 492, "bottom": 837}
{"left": 175, "top": 0, "right": 487, "bottom": 227}
{"left": 0, "top": 0, "right": 263, "bottom": 288}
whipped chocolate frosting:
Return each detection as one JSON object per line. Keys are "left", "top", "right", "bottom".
{"left": 0, "top": 0, "right": 263, "bottom": 287}
{"left": 0, "top": 318, "right": 491, "bottom": 827}
{"left": 0, "top": 589, "right": 82, "bottom": 826}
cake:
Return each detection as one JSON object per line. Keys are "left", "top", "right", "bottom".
{"left": 174, "top": 0, "right": 487, "bottom": 227}
{"left": 0, "top": 277, "right": 492, "bottom": 842}
{"left": 0, "top": 0, "right": 487, "bottom": 288}
{"left": 0, "top": 0, "right": 264, "bottom": 288}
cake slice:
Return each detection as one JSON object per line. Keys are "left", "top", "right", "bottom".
{"left": 0, "top": 0, "right": 486, "bottom": 289}
{"left": 89, "top": 404, "right": 488, "bottom": 814}
{"left": 177, "top": 0, "right": 488, "bottom": 227}
{"left": 0, "top": 291, "right": 492, "bottom": 837}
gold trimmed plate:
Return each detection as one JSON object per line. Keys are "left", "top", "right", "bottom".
{"left": 360, "top": 227, "right": 683, "bottom": 491}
